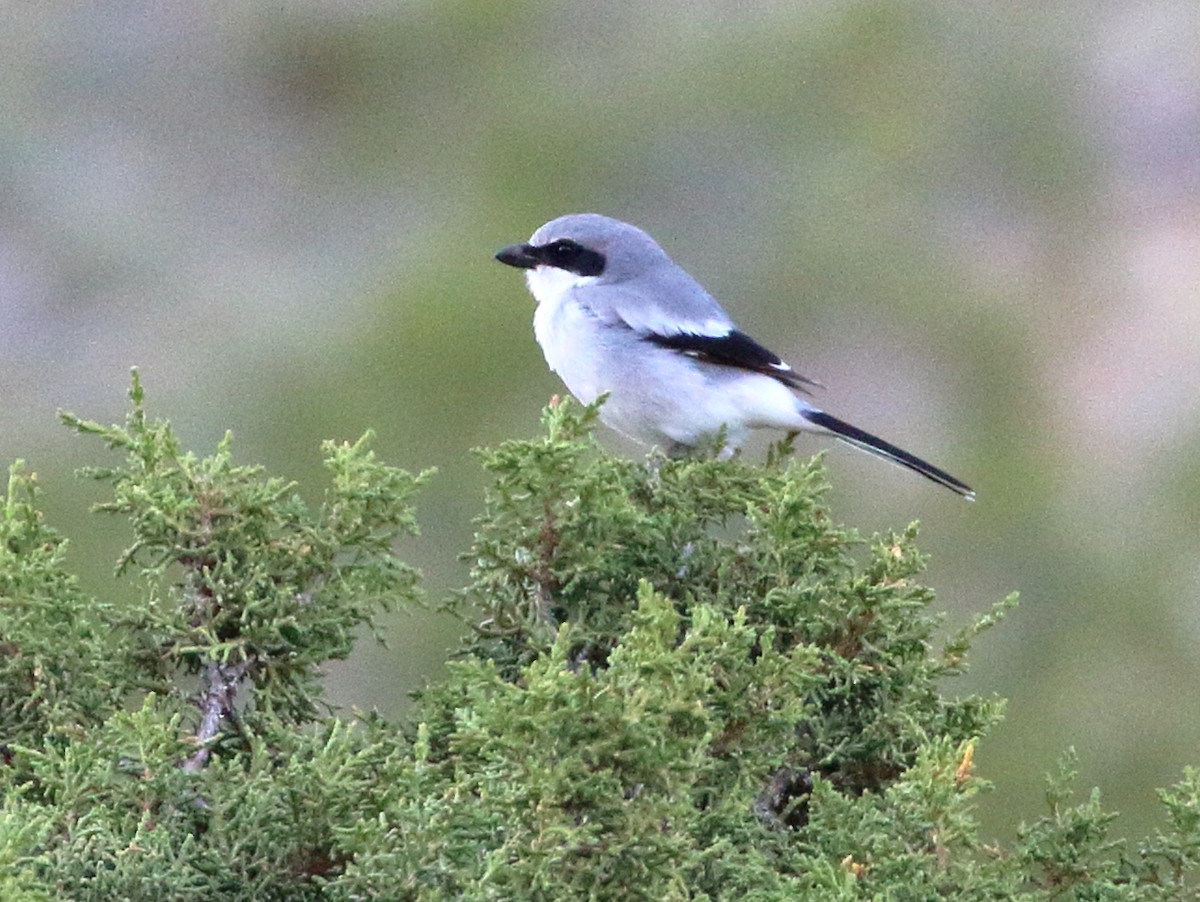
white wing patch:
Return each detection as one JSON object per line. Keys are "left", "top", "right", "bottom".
{"left": 633, "top": 312, "right": 730, "bottom": 338}
{"left": 601, "top": 283, "right": 734, "bottom": 339}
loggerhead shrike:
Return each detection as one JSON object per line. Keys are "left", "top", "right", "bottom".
{"left": 495, "top": 213, "right": 974, "bottom": 499}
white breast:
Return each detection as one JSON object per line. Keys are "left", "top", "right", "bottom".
{"left": 528, "top": 268, "right": 605, "bottom": 404}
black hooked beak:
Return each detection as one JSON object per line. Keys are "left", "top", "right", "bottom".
{"left": 495, "top": 243, "right": 540, "bottom": 269}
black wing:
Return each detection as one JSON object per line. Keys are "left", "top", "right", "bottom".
{"left": 645, "top": 329, "right": 821, "bottom": 392}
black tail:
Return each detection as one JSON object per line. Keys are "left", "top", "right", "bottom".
{"left": 802, "top": 409, "right": 975, "bottom": 500}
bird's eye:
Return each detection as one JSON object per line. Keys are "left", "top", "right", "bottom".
{"left": 540, "top": 239, "right": 606, "bottom": 277}
{"left": 548, "top": 240, "right": 583, "bottom": 262}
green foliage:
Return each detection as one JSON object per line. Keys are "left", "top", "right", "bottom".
{"left": 3, "top": 373, "right": 425, "bottom": 898}
{"left": 58, "top": 371, "right": 427, "bottom": 725}
{"left": 0, "top": 462, "right": 137, "bottom": 749}
{"left": 1, "top": 380, "right": 1199, "bottom": 899}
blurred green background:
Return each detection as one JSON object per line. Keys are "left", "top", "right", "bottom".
{"left": 3, "top": 1, "right": 1199, "bottom": 842}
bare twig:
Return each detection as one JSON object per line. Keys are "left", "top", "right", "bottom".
{"left": 183, "top": 658, "right": 248, "bottom": 773}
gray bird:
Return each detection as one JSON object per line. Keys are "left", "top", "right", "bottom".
{"left": 495, "top": 213, "right": 974, "bottom": 499}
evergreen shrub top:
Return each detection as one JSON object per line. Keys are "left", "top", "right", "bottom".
{"left": 0, "top": 378, "right": 1196, "bottom": 900}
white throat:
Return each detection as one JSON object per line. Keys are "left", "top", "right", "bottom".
{"left": 525, "top": 266, "right": 599, "bottom": 308}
